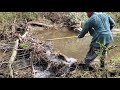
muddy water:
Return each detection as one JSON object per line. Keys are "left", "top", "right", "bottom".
{"left": 33, "top": 28, "right": 90, "bottom": 61}
{"left": 33, "top": 28, "right": 120, "bottom": 61}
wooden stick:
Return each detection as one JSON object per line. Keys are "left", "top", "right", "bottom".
{"left": 30, "top": 51, "right": 36, "bottom": 78}
{"left": 108, "top": 45, "right": 120, "bottom": 50}
{"left": 46, "top": 31, "right": 120, "bottom": 41}
{"left": 9, "top": 39, "right": 19, "bottom": 78}
{"left": 46, "top": 36, "right": 78, "bottom": 41}
{"left": 11, "top": 17, "right": 16, "bottom": 38}
{"left": 45, "top": 34, "right": 90, "bottom": 41}
{"left": 21, "top": 31, "right": 28, "bottom": 38}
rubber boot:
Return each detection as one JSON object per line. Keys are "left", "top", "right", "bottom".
{"left": 78, "top": 63, "right": 94, "bottom": 71}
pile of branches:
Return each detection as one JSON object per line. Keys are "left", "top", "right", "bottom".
{"left": 20, "top": 34, "right": 77, "bottom": 78}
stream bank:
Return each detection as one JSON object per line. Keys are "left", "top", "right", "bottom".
{"left": 0, "top": 20, "right": 120, "bottom": 78}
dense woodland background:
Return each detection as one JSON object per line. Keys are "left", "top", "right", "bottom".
{"left": 0, "top": 12, "right": 119, "bottom": 34}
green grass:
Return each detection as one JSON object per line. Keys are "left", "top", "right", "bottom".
{"left": 19, "top": 43, "right": 29, "bottom": 49}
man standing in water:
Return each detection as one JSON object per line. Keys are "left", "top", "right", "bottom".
{"left": 78, "top": 12, "right": 115, "bottom": 70}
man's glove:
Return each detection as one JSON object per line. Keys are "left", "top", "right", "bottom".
{"left": 78, "top": 32, "right": 84, "bottom": 38}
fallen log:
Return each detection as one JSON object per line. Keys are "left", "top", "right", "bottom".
{"left": 8, "top": 31, "right": 28, "bottom": 78}
{"left": 27, "top": 21, "right": 53, "bottom": 28}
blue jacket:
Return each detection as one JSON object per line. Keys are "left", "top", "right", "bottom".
{"left": 78, "top": 12, "right": 115, "bottom": 48}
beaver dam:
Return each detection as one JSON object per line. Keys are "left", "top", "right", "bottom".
{"left": 0, "top": 21, "right": 120, "bottom": 78}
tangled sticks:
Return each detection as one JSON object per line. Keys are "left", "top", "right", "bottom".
{"left": 27, "top": 36, "right": 77, "bottom": 78}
